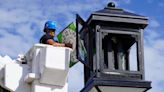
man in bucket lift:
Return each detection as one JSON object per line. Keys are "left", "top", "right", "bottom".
{"left": 40, "top": 21, "right": 72, "bottom": 48}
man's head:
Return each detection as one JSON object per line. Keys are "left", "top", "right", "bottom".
{"left": 44, "top": 21, "right": 56, "bottom": 37}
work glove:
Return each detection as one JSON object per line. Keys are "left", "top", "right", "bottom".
{"left": 65, "top": 43, "right": 73, "bottom": 48}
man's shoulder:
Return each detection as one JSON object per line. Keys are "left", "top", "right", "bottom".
{"left": 42, "top": 34, "right": 53, "bottom": 39}
{"left": 40, "top": 34, "right": 54, "bottom": 44}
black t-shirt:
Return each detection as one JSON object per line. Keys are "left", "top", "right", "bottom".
{"left": 39, "top": 34, "right": 54, "bottom": 44}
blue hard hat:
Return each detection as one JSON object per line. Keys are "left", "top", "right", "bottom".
{"left": 44, "top": 21, "right": 56, "bottom": 30}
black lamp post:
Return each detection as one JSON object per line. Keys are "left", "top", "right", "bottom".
{"left": 76, "top": 2, "right": 151, "bottom": 92}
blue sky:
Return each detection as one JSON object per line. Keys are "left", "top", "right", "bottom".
{"left": 0, "top": 0, "right": 164, "bottom": 92}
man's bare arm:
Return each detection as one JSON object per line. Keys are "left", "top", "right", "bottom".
{"left": 47, "top": 39, "right": 65, "bottom": 47}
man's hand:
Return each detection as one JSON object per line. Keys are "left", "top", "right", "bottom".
{"left": 65, "top": 43, "right": 73, "bottom": 48}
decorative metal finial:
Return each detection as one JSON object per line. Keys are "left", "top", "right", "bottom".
{"left": 107, "top": 2, "right": 115, "bottom": 8}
